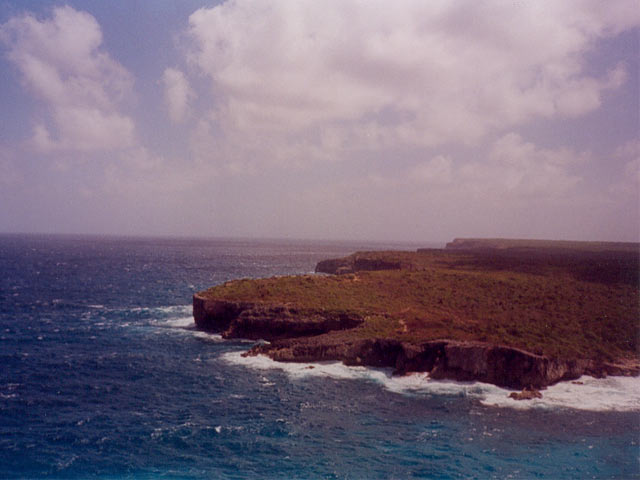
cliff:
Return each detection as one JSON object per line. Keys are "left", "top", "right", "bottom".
{"left": 194, "top": 243, "right": 639, "bottom": 391}
{"left": 247, "top": 337, "right": 614, "bottom": 390}
{"left": 194, "top": 294, "right": 363, "bottom": 340}
{"left": 194, "top": 293, "right": 636, "bottom": 389}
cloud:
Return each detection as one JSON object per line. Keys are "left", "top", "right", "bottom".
{"left": 162, "top": 68, "right": 194, "bottom": 123}
{"left": 103, "top": 146, "right": 208, "bottom": 201}
{"left": 408, "top": 134, "right": 584, "bottom": 199}
{"left": 0, "top": 146, "right": 21, "bottom": 186}
{"left": 411, "top": 155, "right": 453, "bottom": 185}
{"left": 481, "top": 133, "right": 585, "bottom": 196}
{"left": 615, "top": 139, "right": 640, "bottom": 164}
{"left": 183, "top": 0, "right": 639, "bottom": 167}
{"left": 611, "top": 139, "right": 640, "bottom": 198}
{"left": 0, "top": 6, "right": 135, "bottom": 153}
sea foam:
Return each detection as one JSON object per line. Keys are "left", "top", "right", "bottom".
{"left": 222, "top": 351, "right": 640, "bottom": 412}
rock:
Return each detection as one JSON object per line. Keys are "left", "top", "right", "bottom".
{"left": 194, "top": 294, "right": 363, "bottom": 340}
{"left": 225, "top": 306, "right": 363, "bottom": 340}
{"left": 195, "top": 297, "right": 638, "bottom": 390}
{"left": 509, "top": 386, "right": 543, "bottom": 400}
{"left": 193, "top": 294, "right": 253, "bottom": 332}
{"left": 248, "top": 337, "right": 615, "bottom": 390}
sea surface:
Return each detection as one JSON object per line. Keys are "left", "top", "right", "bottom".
{"left": 0, "top": 234, "right": 638, "bottom": 479}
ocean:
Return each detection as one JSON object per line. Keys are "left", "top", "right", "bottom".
{"left": 0, "top": 234, "right": 638, "bottom": 479}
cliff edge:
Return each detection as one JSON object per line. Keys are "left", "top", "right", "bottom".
{"left": 194, "top": 242, "right": 639, "bottom": 390}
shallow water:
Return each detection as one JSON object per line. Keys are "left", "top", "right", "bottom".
{"left": 0, "top": 234, "right": 638, "bottom": 479}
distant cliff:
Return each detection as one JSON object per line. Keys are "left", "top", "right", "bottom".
{"left": 443, "top": 237, "right": 639, "bottom": 252}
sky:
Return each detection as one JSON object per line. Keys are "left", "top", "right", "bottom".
{"left": 0, "top": 0, "right": 638, "bottom": 243}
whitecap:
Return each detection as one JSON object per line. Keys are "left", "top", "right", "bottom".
{"left": 222, "top": 352, "right": 640, "bottom": 412}
{"left": 191, "top": 331, "right": 224, "bottom": 342}
{"left": 480, "top": 375, "right": 640, "bottom": 412}
{"left": 162, "top": 316, "right": 195, "bottom": 328}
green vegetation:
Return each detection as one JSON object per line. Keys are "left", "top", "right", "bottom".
{"left": 444, "top": 237, "right": 639, "bottom": 252}
{"left": 200, "top": 247, "right": 639, "bottom": 362}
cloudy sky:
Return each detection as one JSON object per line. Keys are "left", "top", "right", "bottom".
{"left": 0, "top": 0, "right": 638, "bottom": 242}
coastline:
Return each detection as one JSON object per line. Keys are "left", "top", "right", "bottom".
{"left": 221, "top": 350, "right": 640, "bottom": 412}
{"left": 193, "top": 239, "right": 640, "bottom": 395}
{"left": 194, "top": 293, "right": 638, "bottom": 391}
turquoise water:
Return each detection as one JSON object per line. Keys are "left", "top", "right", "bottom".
{"left": 0, "top": 234, "right": 638, "bottom": 479}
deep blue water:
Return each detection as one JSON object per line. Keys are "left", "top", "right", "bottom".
{"left": 0, "top": 234, "right": 638, "bottom": 479}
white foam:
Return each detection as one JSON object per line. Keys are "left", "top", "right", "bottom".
{"left": 222, "top": 352, "right": 640, "bottom": 412}
{"left": 162, "top": 316, "right": 195, "bottom": 328}
{"left": 481, "top": 375, "right": 640, "bottom": 412}
{"left": 221, "top": 351, "right": 388, "bottom": 382}
{"left": 129, "top": 305, "right": 192, "bottom": 315}
{"left": 156, "top": 305, "right": 192, "bottom": 315}
{"left": 191, "top": 331, "right": 224, "bottom": 342}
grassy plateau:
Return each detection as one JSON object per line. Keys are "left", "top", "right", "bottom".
{"left": 199, "top": 239, "right": 639, "bottom": 364}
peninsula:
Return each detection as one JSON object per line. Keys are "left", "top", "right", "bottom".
{"left": 194, "top": 239, "right": 639, "bottom": 392}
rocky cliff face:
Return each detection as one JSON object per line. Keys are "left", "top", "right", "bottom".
{"left": 195, "top": 291, "right": 638, "bottom": 389}
{"left": 246, "top": 336, "right": 612, "bottom": 389}
{"left": 193, "top": 293, "right": 363, "bottom": 340}
{"left": 195, "top": 244, "right": 639, "bottom": 390}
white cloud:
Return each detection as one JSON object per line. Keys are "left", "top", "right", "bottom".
{"left": 482, "top": 133, "right": 585, "bottom": 196}
{"left": 0, "top": 6, "right": 135, "bottom": 153}
{"left": 615, "top": 139, "right": 640, "bottom": 163}
{"left": 162, "top": 68, "right": 194, "bottom": 123}
{"left": 407, "top": 134, "right": 584, "bottom": 198}
{"left": 183, "top": 0, "right": 639, "bottom": 167}
{"left": 411, "top": 155, "right": 453, "bottom": 185}
{"left": 0, "top": 147, "right": 21, "bottom": 186}
{"left": 104, "top": 147, "right": 207, "bottom": 198}
{"left": 611, "top": 139, "right": 640, "bottom": 198}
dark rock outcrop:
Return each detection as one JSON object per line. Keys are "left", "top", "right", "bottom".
{"left": 193, "top": 294, "right": 253, "bottom": 332}
{"left": 509, "top": 387, "right": 543, "bottom": 400}
{"left": 224, "top": 306, "right": 363, "bottom": 340}
{"left": 196, "top": 293, "right": 638, "bottom": 389}
{"left": 246, "top": 336, "right": 632, "bottom": 390}
{"left": 193, "top": 294, "right": 363, "bottom": 340}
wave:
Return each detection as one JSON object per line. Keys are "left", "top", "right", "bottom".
{"left": 221, "top": 351, "right": 640, "bottom": 412}
{"left": 190, "top": 331, "right": 224, "bottom": 342}
{"left": 480, "top": 375, "right": 640, "bottom": 412}
{"left": 127, "top": 305, "right": 192, "bottom": 315}
{"left": 159, "top": 316, "right": 195, "bottom": 328}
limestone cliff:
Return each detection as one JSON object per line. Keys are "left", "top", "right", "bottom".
{"left": 194, "top": 243, "right": 639, "bottom": 391}
{"left": 194, "top": 292, "right": 636, "bottom": 389}
{"left": 246, "top": 336, "right": 622, "bottom": 390}
{"left": 193, "top": 293, "right": 363, "bottom": 340}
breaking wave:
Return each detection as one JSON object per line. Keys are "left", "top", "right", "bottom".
{"left": 222, "top": 351, "right": 640, "bottom": 412}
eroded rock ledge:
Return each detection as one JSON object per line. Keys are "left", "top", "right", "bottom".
{"left": 245, "top": 336, "right": 628, "bottom": 390}
{"left": 194, "top": 244, "right": 639, "bottom": 392}
{"left": 193, "top": 294, "right": 636, "bottom": 390}
{"left": 193, "top": 294, "right": 363, "bottom": 340}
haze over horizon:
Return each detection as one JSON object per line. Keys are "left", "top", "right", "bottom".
{"left": 0, "top": 1, "right": 638, "bottom": 243}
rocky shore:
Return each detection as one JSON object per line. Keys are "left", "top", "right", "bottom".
{"left": 193, "top": 241, "right": 639, "bottom": 393}
{"left": 193, "top": 294, "right": 363, "bottom": 340}
{"left": 193, "top": 295, "right": 637, "bottom": 391}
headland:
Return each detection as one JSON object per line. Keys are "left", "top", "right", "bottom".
{"left": 194, "top": 238, "right": 639, "bottom": 392}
